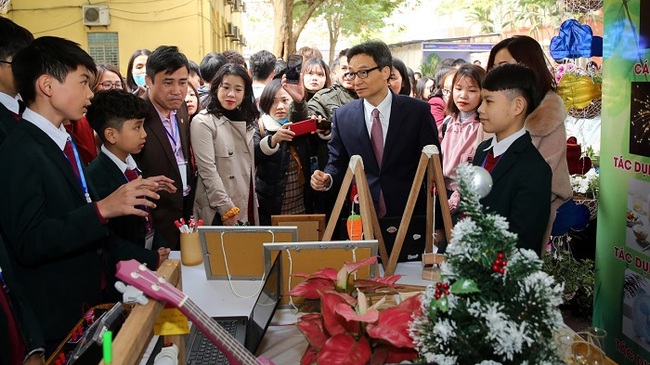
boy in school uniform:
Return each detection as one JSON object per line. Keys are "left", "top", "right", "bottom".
{"left": 0, "top": 36, "right": 161, "bottom": 355}
{"left": 86, "top": 89, "right": 176, "bottom": 299}
{"left": 0, "top": 18, "right": 45, "bottom": 365}
{"left": 473, "top": 63, "right": 551, "bottom": 254}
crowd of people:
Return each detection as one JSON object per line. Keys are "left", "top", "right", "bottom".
{"left": 0, "top": 15, "right": 572, "bottom": 365}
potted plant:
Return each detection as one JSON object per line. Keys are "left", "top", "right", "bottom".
{"left": 542, "top": 249, "right": 595, "bottom": 319}
{"left": 288, "top": 256, "right": 423, "bottom": 365}
{"left": 570, "top": 167, "right": 600, "bottom": 220}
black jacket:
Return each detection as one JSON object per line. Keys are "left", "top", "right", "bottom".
{"left": 254, "top": 115, "right": 313, "bottom": 225}
{"left": 473, "top": 132, "right": 551, "bottom": 253}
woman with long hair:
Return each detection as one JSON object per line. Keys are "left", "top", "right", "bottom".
{"left": 125, "top": 49, "right": 151, "bottom": 95}
{"left": 190, "top": 63, "right": 261, "bottom": 225}
{"left": 302, "top": 57, "right": 331, "bottom": 102}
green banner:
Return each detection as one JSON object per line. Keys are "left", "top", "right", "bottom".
{"left": 597, "top": 1, "right": 650, "bottom": 362}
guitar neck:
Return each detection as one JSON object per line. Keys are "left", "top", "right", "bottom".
{"left": 181, "top": 298, "right": 259, "bottom": 365}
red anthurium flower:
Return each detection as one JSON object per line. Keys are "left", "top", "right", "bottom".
{"left": 321, "top": 291, "right": 360, "bottom": 336}
{"left": 366, "top": 306, "right": 416, "bottom": 348}
{"left": 318, "top": 334, "right": 372, "bottom": 365}
{"left": 297, "top": 313, "right": 329, "bottom": 350}
{"left": 334, "top": 302, "right": 380, "bottom": 324}
{"left": 300, "top": 346, "right": 319, "bottom": 365}
{"left": 287, "top": 278, "right": 335, "bottom": 299}
{"left": 353, "top": 275, "right": 402, "bottom": 291}
{"left": 322, "top": 289, "right": 357, "bottom": 307}
{"left": 294, "top": 267, "right": 339, "bottom": 281}
{"left": 343, "top": 256, "right": 378, "bottom": 274}
{"left": 397, "top": 293, "right": 423, "bottom": 316}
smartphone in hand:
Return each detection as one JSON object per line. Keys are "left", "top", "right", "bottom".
{"left": 316, "top": 119, "right": 331, "bottom": 130}
{"left": 286, "top": 54, "right": 302, "bottom": 84}
{"left": 289, "top": 119, "right": 318, "bottom": 136}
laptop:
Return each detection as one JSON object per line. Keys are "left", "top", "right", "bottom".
{"left": 185, "top": 253, "right": 282, "bottom": 364}
{"left": 339, "top": 215, "right": 428, "bottom": 262}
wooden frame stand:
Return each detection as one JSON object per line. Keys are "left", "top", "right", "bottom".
{"left": 322, "top": 155, "right": 389, "bottom": 265}
{"left": 271, "top": 214, "right": 326, "bottom": 241}
{"left": 383, "top": 145, "right": 453, "bottom": 278}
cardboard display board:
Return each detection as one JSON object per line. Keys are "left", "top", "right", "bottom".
{"left": 271, "top": 214, "right": 326, "bottom": 241}
{"left": 263, "top": 240, "right": 378, "bottom": 306}
{"left": 198, "top": 226, "right": 297, "bottom": 280}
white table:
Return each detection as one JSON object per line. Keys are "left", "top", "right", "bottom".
{"left": 166, "top": 251, "right": 434, "bottom": 363}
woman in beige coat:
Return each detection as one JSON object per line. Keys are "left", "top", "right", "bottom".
{"left": 487, "top": 35, "right": 572, "bottom": 252}
{"left": 191, "top": 64, "right": 261, "bottom": 225}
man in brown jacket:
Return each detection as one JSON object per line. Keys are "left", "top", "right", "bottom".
{"left": 134, "top": 46, "right": 196, "bottom": 249}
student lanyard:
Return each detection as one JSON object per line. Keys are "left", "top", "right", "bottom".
{"left": 69, "top": 138, "right": 92, "bottom": 203}
{"left": 164, "top": 117, "right": 181, "bottom": 154}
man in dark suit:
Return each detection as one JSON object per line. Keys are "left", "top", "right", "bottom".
{"left": 0, "top": 36, "right": 160, "bottom": 355}
{"left": 311, "top": 41, "right": 439, "bottom": 219}
{"left": 133, "top": 46, "right": 196, "bottom": 249}
{"left": 0, "top": 18, "right": 32, "bottom": 144}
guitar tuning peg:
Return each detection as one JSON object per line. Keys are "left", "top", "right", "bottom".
{"left": 114, "top": 281, "right": 127, "bottom": 293}
{"left": 136, "top": 295, "right": 149, "bottom": 306}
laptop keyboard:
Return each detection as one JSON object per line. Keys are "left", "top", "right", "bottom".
{"left": 187, "top": 320, "right": 238, "bottom": 365}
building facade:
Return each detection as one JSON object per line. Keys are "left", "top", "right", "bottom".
{"left": 2, "top": 0, "right": 247, "bottom": 74}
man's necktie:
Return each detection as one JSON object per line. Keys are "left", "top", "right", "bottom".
{"left": 370, "top": 108, "right": 386, "bottom": 217}
{"left": 63, "top": 138, "right": 80, "bottom": 178}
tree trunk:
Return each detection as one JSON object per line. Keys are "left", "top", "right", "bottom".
{"left": 284, "top": 0, "right": 294, "bottom": 58}
{"left": 273, "top": 0, "right": 288, "bottom": 57}
{"left": 326, "top": 14, "right": 341, "bottom": 67}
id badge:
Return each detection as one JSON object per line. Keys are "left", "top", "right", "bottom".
{"left": 145, "top": 230, "right": 154, "bottom": 250}
{"left": 178, "top": 161, "right": 188, "bottom": 191}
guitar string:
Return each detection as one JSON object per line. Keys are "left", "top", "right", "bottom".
{"left": 286, "top": 246, "right": 359, "bottom": 312}
{"left": 220, "top": 230, "right": 274, "bottom": 298}
{"left": 184, "top": 300, "right": 258, "bottom": 364}
{"left": 127, "top": 266, "right": 258, "bottom": 363}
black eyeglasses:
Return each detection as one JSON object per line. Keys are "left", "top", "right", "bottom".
{"left": 0, "top": 60, "right": 12, "bottom": 66}
{"left": 344, "top": 66, "right": 380, "bottom": 81}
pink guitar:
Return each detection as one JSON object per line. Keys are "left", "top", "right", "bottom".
{"left": 115, "top": 259, "right": 274, "bottom": 365}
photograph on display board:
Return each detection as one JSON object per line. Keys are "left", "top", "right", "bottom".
{"left": 626, "top": 178, "right": 650, "bottom": 252}
{"left": 630, "top": 82, "right": 650, "bottom": 158}
{"left": 622, "top": 269, "right": 650, "bottom": 352}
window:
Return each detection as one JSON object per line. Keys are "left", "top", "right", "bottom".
{"left": 87, "top": 32, "right": 119, "bottom": 67}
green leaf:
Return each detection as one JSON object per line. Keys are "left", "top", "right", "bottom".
{"left": 450, "top": 278, "right": 479, "bottom": 294}
{"left": 428, "top": 300, "right": 438, "bottom": 321}
{"left": 435, "top": 296, "right": 449, "bottom": 313}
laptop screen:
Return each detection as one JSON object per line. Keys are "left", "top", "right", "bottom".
{"left": 246, "top": 253, "right": 282, "bottom": 353}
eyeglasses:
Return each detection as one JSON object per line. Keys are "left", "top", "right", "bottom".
{"left": 344, "top": 66, "right": 380, "bottom": 81}
{"left": 100, "top": 81, "right": 123, "bottom": 89}
{"left": 442, "top": 88, "right": 451, "bottom": 96}
{"left": 0, "top": 60, "right": 12, "bottom": 66}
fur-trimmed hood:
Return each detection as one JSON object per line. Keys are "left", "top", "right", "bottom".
{"left": 525, "top": 91, "right": 567, "bottom": 138}
{"left": 260, "top": 113, "right": 283, "bottom": 133}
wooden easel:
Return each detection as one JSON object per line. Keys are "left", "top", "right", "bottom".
{"left": 322, "top": 155, "right": 389, "bottom": 266}
{"left": 383, "top": 145, "right": 453, "bottom": 277}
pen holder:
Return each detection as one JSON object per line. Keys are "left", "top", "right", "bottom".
{"left": 180, "top": 231, "right": 202, "bottom": 266}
